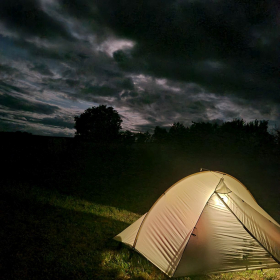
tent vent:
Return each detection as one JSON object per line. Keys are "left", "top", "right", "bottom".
{"left": 216, "top": 178, "right": 232, "bottom": 194}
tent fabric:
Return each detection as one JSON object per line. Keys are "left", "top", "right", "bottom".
{"left": 215, "top": 173, "right": 280, "bottom": 227}
{"left": 174, "top": 193, "right": 278, "bottom": 277}
{"left": 114, "top": 213, "right": 147, "bottom": 247}
{"left": 223, "top": 192, "right": 280, "bottom": 263}
{"left": 114, "top": 171, "right": 280, "bottom": 277}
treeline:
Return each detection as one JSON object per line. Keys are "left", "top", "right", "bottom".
{"left": 120, "top": 119, "right": 273, "bottom": 144}
{"left": 1, "top": 106, "right": 280, "bottom": 156}
{"left": 121, "top": 119, "right": 278, "bottom": 153}
{"left": 73, "top": 105, "right": 280, "bottom": 155}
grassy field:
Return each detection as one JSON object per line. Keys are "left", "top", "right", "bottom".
{"left": 1, "top": 137, "right": 280, "bottom": 279}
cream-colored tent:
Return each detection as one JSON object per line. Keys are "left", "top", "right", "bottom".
{"left": 114, "top": 170, "right": 280, "bottom": 277}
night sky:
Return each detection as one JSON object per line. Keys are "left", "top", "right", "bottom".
{"left": 0, "top": 0, "right": 279, "bottom": 136}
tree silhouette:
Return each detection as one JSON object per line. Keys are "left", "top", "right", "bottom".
{"left": 169, "top": 122, "right": 188, "bottom": 145}
{"left": 135, "top": 131, "right": 151, "bottom": 143}
{"left": 275, "top": 129, "right": 280, "bottom": 145}
{"left": 74, "top": 105, "right": 122, "bottom": 142}
{"left": 120, "top": 130, "right": 136, "bottom": 144}
{"left": 152, "top": 126, "right": 169, "bottom": 143}
{"left": 187, "top": 121, "right": 219, "bottom": 150}
{"left": 218, "top": 119, "right": 273, "bottom": 153}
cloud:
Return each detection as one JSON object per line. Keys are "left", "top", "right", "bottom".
{"left": 39, "top": 116, "right": 74, "bottom": 129}
{"left": 0, "top": 93, "right": 59, "bottom": 115}
{"left": 0, "top": 114, "right": 74, "bottom": 136}
{"left": 0, "top": 0, "right": 73, "bottom": 40}
{"left": 58, "top": 0, "right": 98, "bottom": 21}
{"left": 0, "top": 63, "right": 20, "bottom": 76}
{"left": 81, "top": 85, "right": 118, "bottom": 97}
{"left": 0, "top": 0, "right": 279, "bottom": 135}
{"left": 96, "top": 0, "right": 280, "bottom": 101}
{"left": 30, "top": 63, "right": 54, "bottom": 76}
{"left": 0, "top": 81, "right": 27, "bottom": 94}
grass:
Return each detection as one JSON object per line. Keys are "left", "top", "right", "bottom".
{"left": 1, "top": 139, "right": 280, "bottom": 279}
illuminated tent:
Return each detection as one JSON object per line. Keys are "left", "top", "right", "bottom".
{"left": 114, "top": 170, "right": 280, "bottom": 277}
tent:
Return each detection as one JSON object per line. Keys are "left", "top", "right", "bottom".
{"left": 114, "top": 170, "right": 280, "bottom": 277}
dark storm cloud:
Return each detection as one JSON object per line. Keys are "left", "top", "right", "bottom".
{"left": 57, "top": 0, "right": 109, "bottom": 40}
{"left": 0, "top": 81, "right": 27, "bottom": 94}
{"left": 39, "top": 117, "right": 74, "bottom": 129}
{"left": 134, "top": 123, "right": 155, "bottom": 132}
{"left": 0, "top": 0, "right": 279, "bottom": 135}
{"left": 30, "top": 63, "right": 54, "bottom": 76}
{"left": 0, "top": 116, "right": 26, "bottom": 132}
{"left": 0, "top": 0, "right": 73, "bottom": 39}
{"left": 95, "top": 0, "right": 280, "bottom": 102}
{"left": 0, "top": 94, "right": 59, "bottom": 115}
{"left": 81, "top": 85, "right": 117, "bottom": 97}
{"left": 220, "top": 110, "right": 240, "bottom": 120}
{"left": 117, "top": 82, "right": 215, "bottom": 128}
{"left": 118, "top": 77, "right": 135, "bottom": 90}
{"left": 65, "top": 79, "right": 80, "bottom": 87}
{"left": 0, "top": 113, "right": 74, "bottom": 136}
{"left": 0, "top": 64, "right": 20, "bottom": 76}
{"left": 13, "top": 38, "right": 66, "bottom": 60}
{"left": 58, "top": 0, "right": 99, "bottom": 23}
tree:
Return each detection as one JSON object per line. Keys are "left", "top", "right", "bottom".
{"left": 120, "top": 130, "right": 136, "bottom": 144}
{"left": 169, "top": 122, "right": 188, "bottom": 144}
{"left": 74, "top": 105, "right": 122, "bottom": 142}
{"left": 274, "top": 129, "right": 280, "bottom": 154}
{"left": 152, "top": 126, "right": 169, "bottom": 143}
{"left": 275, "top": 129, "right": 280, "bottom": 145}
{"left": 135, "top": 131, "right": 151, "bottom": 143}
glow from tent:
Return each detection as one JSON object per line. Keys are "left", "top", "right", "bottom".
{"left": 214, "top": 194, "right": 228, "bottom": 208}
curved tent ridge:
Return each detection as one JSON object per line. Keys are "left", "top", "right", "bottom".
{"left": 132, "top": 171, "right": 219, "bottom": 249}
{"left": 213, "top": 171, "right": 257, "bottom": 202}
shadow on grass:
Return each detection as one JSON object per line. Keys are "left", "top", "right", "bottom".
{"left": 0, "top": 189, "right": 134, "bottom": 280}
